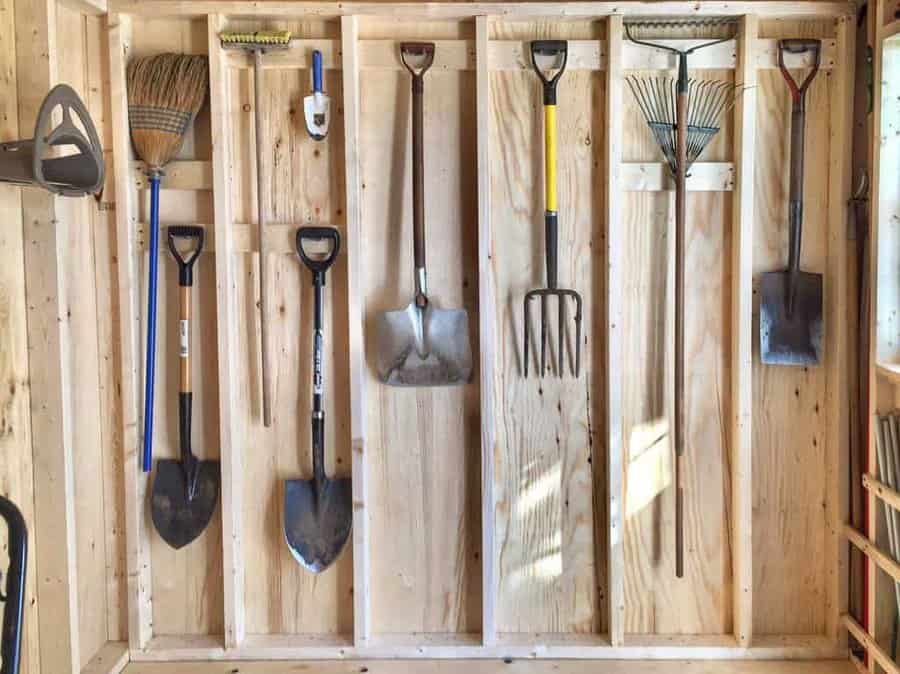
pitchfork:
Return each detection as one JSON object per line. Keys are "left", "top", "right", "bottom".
{"left": 524, "top": 40, "right": 583, "bottom": 378}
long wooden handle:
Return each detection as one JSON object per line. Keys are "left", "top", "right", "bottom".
{"left": 254, "top": 49, "right": 273, "bottom": 427}
{"left": 674, "top": 86, "right": 687, "bottom": 580}
{"left": 179, "top": 285, "right": 191, "bottom": 394}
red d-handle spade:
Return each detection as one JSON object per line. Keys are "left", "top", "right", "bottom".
{"left": 777, "top": 39, "right": 821, "bottom": 318}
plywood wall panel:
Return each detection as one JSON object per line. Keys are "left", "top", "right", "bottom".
{"left": 489, "top": 19, "right": 606, "bottom": 635}
{"left": 621, "top": 64, "right": 733, "bottom": 635}
{"left": 361, "top": 55, "right": 481, "bottom": 634}
{"left": 752, "top": 19, "right": 835, "bottom": 636}
{"left": 220, "top": 20, "right": 353, "bottom": 636}
{"left": 146, "top": 254, "right": 225, "bottom": 636}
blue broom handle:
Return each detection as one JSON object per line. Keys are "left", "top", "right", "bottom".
{"left": 142, "top": 174, "right": 161, "bottom": 472}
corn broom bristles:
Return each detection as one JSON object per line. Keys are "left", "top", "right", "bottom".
{"left": 127, "top": 53, "right": 208, "bottom": 171}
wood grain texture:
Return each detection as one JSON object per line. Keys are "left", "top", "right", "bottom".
{"left": 83, "top": 11, "right": 129, "bottom": 645}
{"left": 752, "top": 19, "right": 835, "bottom": 636}
{"left": 360, "top": 23, "right": 481, "bottom": 635}
{"left": 118, "top": 15, "right": 226, "bottom": 640}
{"left": 621, "top": 63, "right": 733, "bottom": 634}
{"left": 874, "top": 36, "right": 900, "bottom": 364}
{"left": 56, "top": 4, "right": 128, "bottom": 664}
{"left": 122, "top": 659, "right": 859, "bottom": 674}
{"left": 146, "top": 250, "right": 225, "bottom": 637}
{"left": 222, "top": 18, "right": 353, "bottom": 637}
{"left": 0, "top": 1, "right": 40, "bottom": 671}
{"left": 489, "top": 19, "right": 605, "bottom": 635}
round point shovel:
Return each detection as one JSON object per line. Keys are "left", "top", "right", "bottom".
{"left": 151, "top": 226, "right": 220, "bottom": 550}
{"left": 760, "top": 39, "right": 823, "bottom": 366}
{"left": 284, "top": 227, "right": 352, "bottom": 573}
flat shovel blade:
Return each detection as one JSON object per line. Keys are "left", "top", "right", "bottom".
{"left": 151, "top": 460, "right": 220, "bottom": 549}
{"left": 759, "top": 269, "right": 823, "bottom": 365}
{"left": 373, "top": 301, "right": 473, "bottom": 386}
{"left": 304, "top": 92, "right": 330, "bottom": 140}
{"left": 284, "top": 477, "right": 352, "bottom": 573}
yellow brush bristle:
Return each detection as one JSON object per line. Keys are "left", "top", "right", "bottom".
{"left": 219, "top": 30, "right": 292, "bottom": 46}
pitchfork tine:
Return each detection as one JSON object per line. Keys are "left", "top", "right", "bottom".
{"left": 540, "top": 294, "right": 548, "bottom": 377}
{"left": 524, "top": 297, "right": 531, "bottom": 377}
{"left": 558, "top": 296, "right": 565, "bottom": 377}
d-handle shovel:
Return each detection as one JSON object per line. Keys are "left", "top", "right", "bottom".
{"left": 760, "top": 39, "right": 823, "bottom": 366}
{"left": 371, "top": 42, "right": 474, "bottom": 387}
{"left": 284, "top": 227, "right": 352, "bottom": 573}
{"left": 151, "top": 226, "right": 221, "bottom": 550}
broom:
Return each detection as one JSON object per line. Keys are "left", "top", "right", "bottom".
{"left": 127, "top": 53, "right": 208, "bottom": 473}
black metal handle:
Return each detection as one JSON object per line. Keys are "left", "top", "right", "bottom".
{"left": 530, "top": 40, "right": 568, "bottom": 104}
{"left": 296, "top": 226, "right": 341, "bottom": 286}
{"left": 167, "top": 226, "right": 204, "bottom": 287}
{"left": 400, "top": 42, "right": 435, "bottom": 79}
{"left": 296, "top": 227, "right": 339, "bottom": 485}
{"left": 0, "top": 495, "right": 26, "bottom": 674}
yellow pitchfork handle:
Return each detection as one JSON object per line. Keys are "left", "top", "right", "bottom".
{"left": 544, "top": 103, "right": 558, "bottom": 213}
{"left": 530, "top": 40, "right": 567, "bottom": 289}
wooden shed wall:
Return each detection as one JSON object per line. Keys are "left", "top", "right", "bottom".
{"left": 0, "top": 0, "right": 873, "bottom": 672}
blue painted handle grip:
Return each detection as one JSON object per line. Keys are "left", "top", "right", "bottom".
{"left": 312, "top": 50, "right": 323, "bottom": 93}
{"left": 142, "top": 175, "right": 161, "bottom": 472}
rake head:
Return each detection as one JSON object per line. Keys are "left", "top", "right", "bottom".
{"left": 524, "top": 287, "right": 583, "bottom": 378}
{"left": 626, "top": 76, "right": 739, "bottom": 175}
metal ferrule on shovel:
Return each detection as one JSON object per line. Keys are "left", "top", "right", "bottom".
{"left": 373, "top": 42, "right": 474, "bottom": 388}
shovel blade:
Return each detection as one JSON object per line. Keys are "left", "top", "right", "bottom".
{"left": 759, "top": 270, "right": 823, "bottom": 366}
{"left": 151, "top": 459, "right": 220, "bottom": 549}
{"left": 304, "top": 92, "right": 330, "bottom": 140}
{"left": 284, "top": 477, "right": 352, "bottom": 573}
{"left": 373, "top": 301, "right": 473, "bottom": 386}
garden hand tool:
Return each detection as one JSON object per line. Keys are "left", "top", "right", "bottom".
{"left": 373, "top": 42, "right": 473, "bottom": 386}
{"left": 304, "top": 49, "right": 330, "bottom": 140}
{"left": 760, "top": 39, "right": 823, "bottom": 366}
{"left": 127, "top": 53, "right": 208, "bottom": 471}
{"left": 285, "top": 227, "right": 352, "bottom": 572}
{"left": 523, "top": 40, "right": 583, "bottom": 379}
{"left": 626, "top": 18, "right": 739, "bottom": 578}
{"left": 151, "top": 226, "right": 220, "bottom": 549}
{"left": 220, "top": 30, "right": 292, "bottom": 427}
{"left": 0, "top": 83, "right": 103, "bottom": 196}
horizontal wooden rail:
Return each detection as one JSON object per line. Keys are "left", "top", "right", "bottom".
{"left": 843, "top": 614, "right": 900, "bottom": 674}
{"left": 219, "top": 37, "right": 837, "bottom": 72}
{"left": 877, "top": 361, "right": 900, "bottom": 385}
{"left": 133, "top": 160, "right": 734, "bottom": 193}
{"left": 863, "top": 473, "right": 900, "bottom": 511}
{"left": 136, "top": 222, "right": 344, "bottom": 254}
{"left": 845, "top": 524, "right": 900, "bottom": 583}
{"left": 110, "top": 1, "right": 857, "bottom": 19}
{"left": 127, "top": 633, "right": 846, "bottom": 661}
